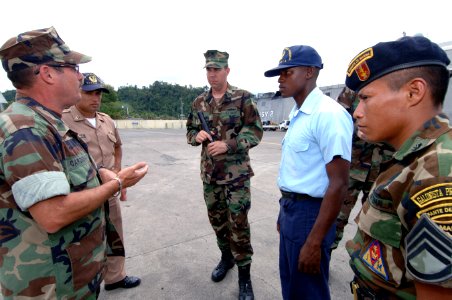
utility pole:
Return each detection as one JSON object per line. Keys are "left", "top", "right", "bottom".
{"left": 179, "top": 98, "right": 184, "bottom": 120}
{"left": 122, "top": 105, "right": 129, "bottom": 118}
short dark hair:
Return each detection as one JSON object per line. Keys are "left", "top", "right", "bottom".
{"left": 385, "top": 66, "right": 450, "bottom": 107}
{"left": 7, "top": 65, "right": 66, "bottom": 89}
{"left": 7, "top": 68, "right": 35, "bottom": 89}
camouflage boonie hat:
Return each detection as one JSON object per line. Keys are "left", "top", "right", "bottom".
{"left": 82, "top": 72, "right": 109, "bottom": 93}
{"left": 0, "top": 26, "right": 91, "bottom": 72}
{"left": 204, "top": 50, "right": 229, "bottom": 68}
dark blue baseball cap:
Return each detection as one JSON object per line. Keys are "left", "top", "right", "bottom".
{"left": 264, "top": 45, "right": 323, "bottom": 77}
{"left": 81, "top": 72, "right": 110, "bottom": 93}
{"left": 345, "top": 36, "right": 450, "bottom": 91}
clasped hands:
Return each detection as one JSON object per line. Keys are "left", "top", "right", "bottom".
{"left": 195, "top": 130, "right": 228, "bottom": 156}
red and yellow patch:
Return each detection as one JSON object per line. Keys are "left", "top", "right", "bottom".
{"left": 361, "top": 239, "right": 389, "bottom": 280}
{"left": 356, "top": 62, "right": 370, "bottom": 81}
{"left": 346, "top": 47, "right": 374, "bottom": 81}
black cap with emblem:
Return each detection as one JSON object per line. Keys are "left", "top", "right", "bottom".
{"left": 345, "top": 36, "right": 450, "bottom": 92}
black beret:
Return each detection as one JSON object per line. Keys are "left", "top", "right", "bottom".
{"left": 345, "top": 36, "right": 450, "bottom": 91}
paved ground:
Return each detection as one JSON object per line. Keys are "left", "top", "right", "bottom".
{"left": 98, "top": 128, "right": 360, "bottom": 300}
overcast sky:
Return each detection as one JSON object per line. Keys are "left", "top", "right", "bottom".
{"left": 0, "top": 0, "right": 450, "bottom": 94}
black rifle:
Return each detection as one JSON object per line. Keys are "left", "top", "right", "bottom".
{"left": 197, "top": 111, "right": 216, "bottom": 142}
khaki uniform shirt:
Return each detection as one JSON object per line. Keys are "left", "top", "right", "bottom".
{"left": 62, "top": 106, "right": 122, "bottom": 170}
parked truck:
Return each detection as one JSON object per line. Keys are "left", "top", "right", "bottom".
{"left": 262, "top": 120, "right": 278, "bottom": 131}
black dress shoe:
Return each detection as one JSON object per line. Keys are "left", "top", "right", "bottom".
{"left": 104, "top": 275, "right": 141, "bottom": 291}
{"left": 211, "top": 258, "right": 235, "bottom": 282}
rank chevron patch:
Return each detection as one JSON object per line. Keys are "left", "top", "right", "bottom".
{"left": 361, "top": 239, "right": 389, "bottom": 281}
{"left": 406, "top": 214, "right": 452, "bottom": 283}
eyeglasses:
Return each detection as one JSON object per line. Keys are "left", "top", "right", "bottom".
{"left": 48, "top": 64, "right": 80, "bottom": 73}
{"left": 34, "top": 64, "right": 80, "bottom": 75}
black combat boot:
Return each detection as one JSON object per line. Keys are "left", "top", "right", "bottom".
{"left": 211, "top": 250, "right": 235, "bottom": 282}
{"left": 238, "top": 264, "right": 254, "bottom": 300}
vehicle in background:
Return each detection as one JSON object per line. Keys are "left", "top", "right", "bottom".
{"left": 262, "top": 120, "right": 278, "bottom": 131}
{"left": 279, "top": 120, "right": 290, "bottom": 131}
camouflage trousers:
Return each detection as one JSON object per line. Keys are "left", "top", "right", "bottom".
{"left": 331, "top": 177, "right": 373, "bottom": 250}
{"left": 203, "top": 179, "right": 253, "bottom": 266}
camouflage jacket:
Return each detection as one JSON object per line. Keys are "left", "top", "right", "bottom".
{"left": 346, "top": 114, "right": 452, "bottom": 298}
{"left": 0, "top": 98, "right": 120, "bottom": 299}
{"left": 349, "top": 131, "right": 394, "bottom": 183}
{"left": 186, "top": 84, "right": 263, "bottom": 184}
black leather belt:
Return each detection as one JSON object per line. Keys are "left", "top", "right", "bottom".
{"left": 280, "top": 190, "right": 322, "bottom": 201}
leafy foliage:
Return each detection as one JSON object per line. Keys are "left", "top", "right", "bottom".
{"left": 2, "top": 90, "right": 15, "bottom": 103}
{"left": 1, "top": 81, "right": 208, "bottom": 119}
{"left": 117, "top": 81, "right": 206, "bottom": 119}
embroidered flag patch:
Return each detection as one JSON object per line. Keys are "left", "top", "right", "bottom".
{"left": 361, "top": 239, "right": 389, "bottom": 281}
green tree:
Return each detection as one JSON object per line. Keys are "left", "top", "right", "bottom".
{"left": 2, "top": 90, "right": 16, "bottom": 103}
{"left": 99, "top": 85, "right": 123, "bottom": 119}
{"left": 2, "top": 80, "right": 208, "bottom": 120}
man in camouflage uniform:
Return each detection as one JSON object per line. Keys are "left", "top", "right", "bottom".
{"left": 62, "top": 73, "right": 141, "bottom": 291}
{"left": 0, "top": 27, "right": 148, "bottom": 299}
{"left": 331, "top": 87, "right": 394, "bottom": 251}
{"left": 345, "top": 36, "right": 452, "bottom": 299}
{"left": 186, "top": 50, "right": 263, "bottom": 300}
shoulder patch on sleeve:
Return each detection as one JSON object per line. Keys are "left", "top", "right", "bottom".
{"left": 406, "top": 214, "right": 452, "bottom": 284}
{"left": 360, "top": 239, "right": 389, "bottom": 281}
{"left": 410, "top": 183, "right": 452, "bottom": 208}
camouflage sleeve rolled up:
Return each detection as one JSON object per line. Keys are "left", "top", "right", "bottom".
{"left": 0, "top": 98, "right": 107, "bottom": 298}
{"left": 7, "top": 127, "right": 71, "bottom": 210}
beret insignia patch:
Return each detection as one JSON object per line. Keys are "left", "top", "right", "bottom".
{"left": 347, "top": 47, "right": 373, "bottom": 78}
{"left": 356, "top": 62, "right": 371, "bottom": 81}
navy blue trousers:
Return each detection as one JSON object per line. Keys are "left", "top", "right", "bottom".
{"left": 278, "top": 196, "right": 336, "bottom": 300}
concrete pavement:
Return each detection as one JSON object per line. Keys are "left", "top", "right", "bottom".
{"left": 98, "top": 129, "right": 360, "bottom": 300}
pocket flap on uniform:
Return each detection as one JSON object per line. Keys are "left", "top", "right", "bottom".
{"left": 66, "top": 224, "right": 106, "bottom": 290}
{"left": 107, "top": 132, "right": 117, "bottom": 143}
{"left": 289, "top": 142, "right": 310, "bottom": 152}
